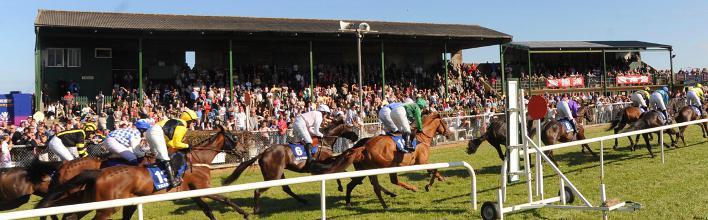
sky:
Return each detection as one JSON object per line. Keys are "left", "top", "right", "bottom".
{"left": 1, "top": 0, "right": 707, "bottom": 93}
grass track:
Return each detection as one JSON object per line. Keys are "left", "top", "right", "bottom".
{"left": 11, "top": 125, "right": 708, "bottom": 219}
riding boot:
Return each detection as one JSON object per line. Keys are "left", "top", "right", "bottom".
{"left": 568, "top": 119, "right": 577, "bottom": 135}
{"left": 404, "top": 132, "right": 414, "bottom": 152}
{"left": 160, "top": 160, "right": 181, "bottom": 188}
{"left": 303, "top": 143, "right": 313, "bottom": 168}
{"left": 661, "top": 110, "right": 669, "bottom": 124}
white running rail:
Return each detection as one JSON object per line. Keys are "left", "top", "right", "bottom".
{"left": 0, "top": 161, "right": 477, "bottom": 220}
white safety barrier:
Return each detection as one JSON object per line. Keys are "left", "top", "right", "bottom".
{"left": 0, "top": 161, "right": 476, "bottom": 220}
{"left": 488, "top": 85, "right": 708, "bottom": 220}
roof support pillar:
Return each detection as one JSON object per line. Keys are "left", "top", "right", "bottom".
{"left": 602, "top": 50, "right": 608, "bottom": 95}
{"left": 381, "top": 41, "right": 385, "bottom": 99}
{"left": 35, "top": 29, "right": 42, "bottom": 111}
{"left": 229, "top": 39, "right": 234, "bottom": 106}
{"left": 309, "top": 41, "right": 314, "bottom": 103}
{"left": 444, "top": 42, "right": 449, "bottom": 103}
{"left": 138, "top": 38, "right": 143, "bottom": 106}
{"left": 500, "top": 45, "right": 506, "bottom": 94}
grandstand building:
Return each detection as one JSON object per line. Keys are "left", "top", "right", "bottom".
{"left": 33, "top": 10, "right": 512, "bottom": 108}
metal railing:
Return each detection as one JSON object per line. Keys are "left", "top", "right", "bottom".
{"left": 0, "top": 161, "right": 477, "bottom": 220}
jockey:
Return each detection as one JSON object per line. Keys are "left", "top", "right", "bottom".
{"left": 391, "top": 98, "right": 427, "bottom": 151}
{"left": 105, "top": 119, "right": 151, "bottom": 164}
{"left": 631, "top": 87, "right": 650, "bottom": 111}
{"left": 687, "top": 84, "right": 705, "bottom": 115}
{"left": 649, "top": 86, "right": 671, "bottom": 123}
{"left": 293, "top": 104, "right": 331, "bottom": 170}
{"left": 146, "top": 109, "right": 197, "bottom": 187}
{"left": 378, "top": 102, "right": 404, "bottom": 134}
{"left": 556, "top": 95, "right": 579, "bottom": 134}
{"left": 47, "top": 123, "right": 97, "bottom": 161}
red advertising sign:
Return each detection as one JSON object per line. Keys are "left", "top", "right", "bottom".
{"left": 546, "top": 77, "right": 584, "bottom": 88}
{"left": 616, "top": 75, "right": 651, "bottom": 85}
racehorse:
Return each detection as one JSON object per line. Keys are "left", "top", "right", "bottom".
{"left": 221, "top": 119, "right": 358, "bottom": 214}
{"left": 0, "top": 159, "right": 61, "bottom": 211}
{"left": 37, "top": 125, "right": 253, "bottom": 220}
{"left": 466, "top": 116, "right": 539, "bottom": 161}
{"left": 607, "top": 106, "right": 644, "bottom": 150}
{"left": 343, "top": 113, "right": 451, "bottom": 209}
{"left": 624, "top": 110, "right": 677, "bottom": 157}
{"left": 674, "top": 105, "right": 708, "bottom": 147}
{"left": 540, "top": 106, "right": 595, "bottom": 164}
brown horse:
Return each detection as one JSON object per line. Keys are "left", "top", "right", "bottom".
{"left": 344, "top": 113, "right": 451, "bottom": 209}
{"left": 674, "top": 105, "right": 708, "bottom": 147}
{"left": 37, "top": 125, "right": 253, "bottom": 220}
{"left": 466, "top": 116, "right": 539, "bottom": 161}
{"left": 540, "top": 106, "right": 595, "bottom": 164}
{"left": 0, "top": 160, "right": 61, "bottom": 211}
{"left": 624, "top": 110, "right": 677, "bottom": 157}
{"left": 607, "top": 106, "right": 645, "bottom": 150}
{"left": 221, "top": 120, "right": 358, "bottom": 214}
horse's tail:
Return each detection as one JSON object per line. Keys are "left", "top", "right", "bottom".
{"left": 36, "top": 170, "right": 100, "bottom": 209}
{"left": 222, "top": 154, "right": 261, "bottom": 185}
{"left": 315, "top": 146, "right": 367, "bottom": 174}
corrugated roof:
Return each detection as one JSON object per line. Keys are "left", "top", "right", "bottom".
{"left": 35, "top": 10, "right": 512, "bottom": 40}
{"left": 508, "top": 41, "right": 671, "bottom": 50}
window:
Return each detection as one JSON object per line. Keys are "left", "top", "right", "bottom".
{"left": 44, "top": 48, "right": 64, "bottom": 67}
{"left": 67, "top": 48, "right": 81, "bottom": 67}
{"left": 95, "top": 48, "right": 112, "bottom": 58}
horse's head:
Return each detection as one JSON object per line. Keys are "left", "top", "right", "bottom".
{"left": 321, "top": 119, "right": 359, "bottom": 146}
{"left": 423, "top": 113, "right": 451, "bottom": 139}
{"left": 579, "top": 106, "right": 594, "bottom": 123}
{"left": 215, "top": 125, "right": 251, "bottom": 158}
{"left": 466, "top": 137, "right": 483, "bottom": 155}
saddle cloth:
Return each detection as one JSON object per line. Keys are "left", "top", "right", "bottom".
{"left": 691, "top": 106, "right": 702, "bottom": 116}
{"left": 289, "top": 143, "right": 319, "bottom": 161}
{"left": 147, "top": 152, "right": 187, "bottom": 191}
{"left": 558, "top": 119, "right": 574, "bottom": 133}
{"left": 390, "top": 135, "right": 418, "bottom": 153}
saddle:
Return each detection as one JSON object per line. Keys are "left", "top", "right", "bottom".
{"left": 558, "top": 118, "right": 575, "bottom": 133}
{"left": 146, "top": 152, "right": 188, "bottom": 191}
{"left": 289, "top": 143, "right": 319, "bottom": 161}
{"left": 691, "top": 105, "right": 702, "bottom": 116}
{"left": 389, "top": 134, "right": 418, "bottom": 153}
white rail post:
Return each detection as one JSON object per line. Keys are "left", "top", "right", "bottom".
{"left": 321, "top": 179, "right": 326, "bottom": 220}
{"left": 138, "top": 203, "right": 143, "bottom": 220}
{"left": 535, "top": 119, "right": 543, "bottom": 199}
{"left": 507, "top": 80, "right": 520, "bottom": 183}
{"left": 560, "top": 178, "right": 566, "bottom": 205}
{"left": 600, "top": 140, "right": 608, "bottom": 220}
{"left": 660, "top": 129, "right": 665, "bottom": 164}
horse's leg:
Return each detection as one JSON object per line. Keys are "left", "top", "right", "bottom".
{"left": 613, "top": 125, "right": 623, "bottom": 150}
{"left": 680, "top": 126, "right": 688, "bottom": 148}
{"left": 424, "top": 169, "right": 444, "bottom": 192}
{"left": 253, "top": 188, "right": 269, "bottom": 214}
{"left": 122, "top": 205, "right": 137, "bottom": 220}
{"left": 345, "top": 176, "right": 365, "bottom": 208}
{"left": 631, "top": 135, "right": 641, "bottom": 151}
{"left": 278, "top": 174, "right": 308, "bottom": 205}
{"left": 388, "top": 173, "right": 417, "bottom": 192}
{"left": 368, "top": 175, "right": 388, "bottom": 210}
{"left": 204, "top": 194, "right": 249, "bottom": 218}
{"left": 546, "top": 151, "right": 557, "bottom": 166}
{"left": 577, "top": 132, "right": 596, "bottom": 156}
{"left": 337, "top": 179, "right": 343, "bottom": 192}
{"left": 190, "top": 197, "right": 217, "bottom": 220}
{"left": 92, "top": 208, "right": 119, "bottom": 220}
{"left": 492, "top": 143, "right": 505, "bottom": 161}
{"left": 642, "top": 133, "right": 654, "bottom": 158}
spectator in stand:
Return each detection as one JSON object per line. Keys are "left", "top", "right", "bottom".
{"left": 1, "top": 134, "right": 13, "bottom": 167}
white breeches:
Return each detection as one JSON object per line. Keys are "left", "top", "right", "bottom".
{"left": 146, "top": 124, "right": 170, "bottom": 161}
{"left": 104, "top": 137, "right": 138, "bottom": 162}
{"left": 650, "top": 92, "right": 666, "bottom": 111}
{"left": 390, "top": 107, "right": 411, "bottom": 134}
{"left": 293, "top": 116, "right": 312, "bottom": 144}
{"left": 630, "top": 93, "right": 647, "bottom": 108}
{"left": 687, "top": 91, "right": 702, "bottom": 107}
{"left": 378, "top": 107, "right": 398, "bottom": 133}
{"left": 47, "top": 136, "right": 76, "bottom": 161}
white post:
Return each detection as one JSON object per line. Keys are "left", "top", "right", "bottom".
{"left": 506, "top": 80, "right": 520, "bottom": 183}
{"left": 536, "top": 119, "right": 543, "bottom": 199}
{"left": 497, "top": 189, "right": 504, "bottom": 220}
{"left": 660, "top": 129, "right": 665, "bottom": 164}
{"left": 560, "top": 178, "right": 566, "bottom": 205}
{"left": 520, "top": 91, "right": 533, "bottom": 203}
{"left": 321, "top": 180, "right": 326, "bottom": 220}
{"left": 138, "top": 203, "right": 144, "bottom": 220}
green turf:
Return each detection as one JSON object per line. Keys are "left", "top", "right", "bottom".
{"left": 12, "top": 125, "right": 708, "bottom": 219}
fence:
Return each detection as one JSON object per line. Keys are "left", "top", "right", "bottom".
{"left": 0, "top": 161, "right": 477, "bottom": 220}
{"left": 4, "top": 103, "right": 632, "bottom": 168}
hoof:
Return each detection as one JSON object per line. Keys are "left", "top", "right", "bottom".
{"left": 243, "top": 214, "right": 250, "bottom": 220}
{"left": 409, "top": 187, "right": 418, "bottom": 192}
{"left": 425, "top": 185, "right": 431, "bottom": 192}
{"left": 337, "top": 186, "right": 343, "bottom": 192}
{"left": 346, "top": 203, "right": 354, "bottom": 209}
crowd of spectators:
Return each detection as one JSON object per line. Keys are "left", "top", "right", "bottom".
{"left": 5, "top": 60, "right": 703, "bottom": 166}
